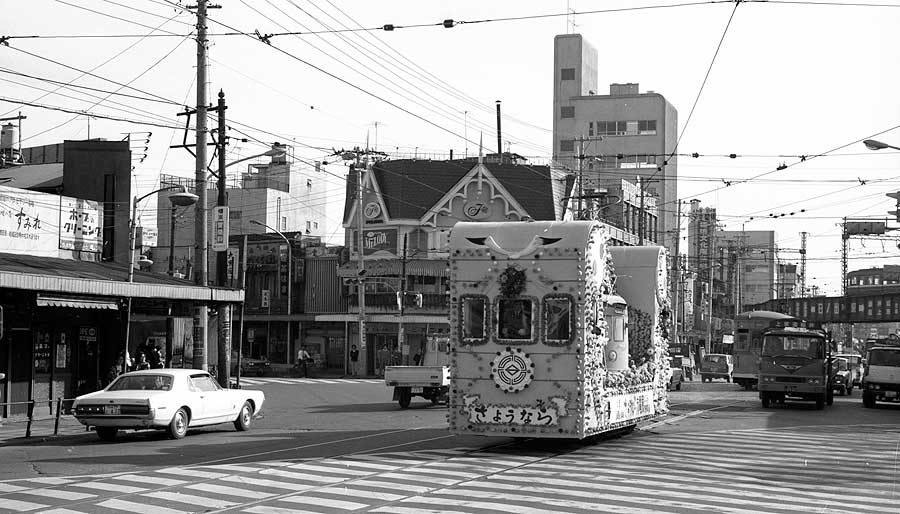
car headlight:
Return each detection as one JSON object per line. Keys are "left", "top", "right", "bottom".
{"left": 807, "top": 378, "right": 821, "bottom": 384}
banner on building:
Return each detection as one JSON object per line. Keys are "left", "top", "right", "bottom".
{"left": 0, "top": 185, "right": 103, "bottom": 257}
{"left": 353, "top": 228, "right": 398, "bottom": 256}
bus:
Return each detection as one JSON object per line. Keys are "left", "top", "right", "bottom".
{"left": 446, "top": 220, "right": 670, "bottom": 439}
{"left": 732, "top": 311, "right": 798, "bottom": 390}
{"left": 758, "top": 320, "right": 832, "bottom": 409}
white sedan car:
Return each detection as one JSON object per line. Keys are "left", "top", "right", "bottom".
{"left": 72, "top": 369, "right": 265, "bottom": 441}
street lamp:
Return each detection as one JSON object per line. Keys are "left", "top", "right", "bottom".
{"left": 124, "top": 185, "right": 198, "bottom": 372}
{"left": 248, "top": 219, "right": 292, "bottom": 373}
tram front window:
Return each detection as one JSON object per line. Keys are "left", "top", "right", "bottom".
{"left": 499, "top": 299, "right": 532, "bottom": 340}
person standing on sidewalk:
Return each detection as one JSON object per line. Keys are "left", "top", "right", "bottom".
{"left": 349, "top": 344, "right": 360, "bottom": 376}
{"left": 297, "top": 347, "right": 311, "bottom": 378}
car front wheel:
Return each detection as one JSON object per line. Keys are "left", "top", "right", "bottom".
{"left": 167, "top": 408, "right": 189, "bottom": 439}
{"left": 234, "top": 402, "right": 253, "bottom": 431}
{"left": 97, "top": 427, "right": 118, "bottom": 442}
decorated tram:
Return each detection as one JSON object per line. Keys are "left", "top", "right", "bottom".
{"left": 447, "top": 220, "right": 670, "bottom": 439}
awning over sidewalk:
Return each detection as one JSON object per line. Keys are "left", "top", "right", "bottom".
{"left": 0, "top": 253, "right": 243, "bottom": 303}
{"left": 336, "top": 258, "right": 448, "bottom": 278}
{"left": 36, "top": 294, "right": 119, "bottom": 310}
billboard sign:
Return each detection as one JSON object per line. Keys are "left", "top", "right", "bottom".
{"left": 0, "top": 185, "right": 103, "bottom": 257}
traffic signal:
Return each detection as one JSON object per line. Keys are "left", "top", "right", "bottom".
{"left": 888, "top": 191, "right": 900, "bottom": 222}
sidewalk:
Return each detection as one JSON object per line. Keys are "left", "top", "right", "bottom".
{"left": 0, "top": 413, "right": 90, "bottom": 445}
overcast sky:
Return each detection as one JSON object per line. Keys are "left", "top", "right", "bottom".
{"left": 4, "top": 0, "right": 900, "bottom": 295}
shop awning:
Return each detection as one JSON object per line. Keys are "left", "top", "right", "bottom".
{"left": 336, "top": 259, "right": 448, "bottom": 278}
{"left": 36, "top": 294, "right": 119, "bottom": 310}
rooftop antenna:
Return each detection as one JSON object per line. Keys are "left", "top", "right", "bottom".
{"left": 567, "top": 0, "right": 578, "bottom": 34}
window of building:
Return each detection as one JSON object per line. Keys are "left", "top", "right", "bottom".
{"left": 305, "top": 220, "right": 312, "bottom": 233}
{"left": 281, "top": 216, "right": 287, "bottom": 231}
{"left": 229, "top": 209, "right": 242, "bottom": 220}
{"left": 560, "top": 68, "right": 576, "bottom": 80}
{"left": 560, "top": 139, "right": 575, "bottom": 152}
{"left": 639, "top": 120, "right": 657, "bottom": 135}
{"left": 626, "top": 120, "right": 638, "bottom": 135}
{"left": 307, "top": 178, "right": 313, "bottom": 190}
{"left": 588, "top": 121, "right": 593, "bottom": 137}
{"left": 560, "top": 106, "right": 575, "bottom": 119}
{"left": 313, "top": 221, "right": 319, "bottom": 229}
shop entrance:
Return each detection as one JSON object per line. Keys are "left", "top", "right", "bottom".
{"left": 7, "top": 329, "right": 32, "bottom": 416}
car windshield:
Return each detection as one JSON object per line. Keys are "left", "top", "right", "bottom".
{"left": 762, "top": 335, "right": 824, "bottom": 358}
{"left": 832, "top": 358, "right": 848, "bottom": 371}
{"left": 868, "top": 349, "right": 900, "bottom": 366}
{"left": 704, "top": 355, "right": 725, "bottom": 363}
{"left": 108, "top": 374, "right": 173, "bottom": 391}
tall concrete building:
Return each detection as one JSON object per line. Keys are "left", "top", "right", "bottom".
{"left": 552, "top": 34, "right": 679, "bottom": 253}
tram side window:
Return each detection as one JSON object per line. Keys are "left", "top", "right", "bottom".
{"left": 544, "top": 296, "right": 573, "bottom": 345}
{"left": 461, "top": 296, "right": 488, "bottom": 344}
{"left": 498, "top": 299, "right": 533, "bottom": 340}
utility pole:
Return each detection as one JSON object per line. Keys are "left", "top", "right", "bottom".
{"left": 398, "top": 233, "right": 408, "bottom": 365}
{"left": 191, "top": 0, "right": 213, "bottom": 371}
{"left": 577, "top": 136, "right": 584, "bottom": 219}
{"left": 672, "top": 200, "right": 681, "bottom": 347}
{"left": 638, "top": 176, "right": 645, "bottom": 245}
{"left": 355, "top": 159, "right": 367, "bottom": 372}
{"left": 214, "top": 89, "right": 230, "bottom": 388}
{"left": 705, "top": 225, "right": 716, "bottom": 354}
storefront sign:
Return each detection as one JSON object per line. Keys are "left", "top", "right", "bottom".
{"left": 0, "top": 185, "right": 103, "bottom": 256}
{"left": 212, "top": 206, "right": 229, "bottom": 252}
{"left": 354, "top": 228, "right": 397, "bottom": 256}
{"left": 463, "top": 200, "right": 491, "bottom": 220}
{"left": 607, "top": 389, "right": 654, "bottom": 423}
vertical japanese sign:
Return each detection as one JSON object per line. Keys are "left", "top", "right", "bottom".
{"left": 212, "top": 206, "right": 229, "bottom": 252}
{"left": 0, "top": 185, "right": 103, "bottom": 257}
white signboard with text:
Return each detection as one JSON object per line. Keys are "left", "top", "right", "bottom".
{"left": 0, "top": 185, "right": 103, "bottom": 257}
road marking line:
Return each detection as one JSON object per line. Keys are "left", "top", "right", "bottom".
{"left": 157, "top": 467, "right": 228, "bottom": 479}
{"left": 98, "top": 498, "right": 189, "bottom": 514}
{"left": 316, "top": 487, "right": 405, "bottom": 502}
{"left": 202, "top": 464, "right": 263, "bottom": 473}
{"left": 286, "top": 463, "right": 375, "bottom": 476}
{"left": 259, "top": 468, "right": 345, "bottom": 484}
{"left": 186, "top": 482, "right": 275, "bottom": 499}
{"left": 281, "top": 494, "right": 369, "bottom": 510}
{"left": 2, "top": 499, "right": 48, "bottom": 512}
{"left": 22, "top": 488, "right": 95, "bottom": 500}
{"left": 400, "top": 496, "right": 572, "bottom": 514}
{"left": 114, "top": 474, "right": 186, "bottom": 487}
{"left": 0, "top": 483, "right": 28, "bottom": 493}
{"left": 143, "top": 491, "right": 239, "bottom": 509}
{"left": 243, "top": 506, "right": 328, "bottom": 514}
{"left": 70, "top": 481, "right": 146, "bottom": 494}
{"left": 36, "top": 509, "right": 85, "bottom": 514}
{"left": 220, "top": 475, "right": 313, "bottom": 491}
{"left": 26, "top": 477, "right": 73, "bottom": 485}
{"left": 376, "top": 472, "right": 459, "bottom": 486}
{"left": 370, "top": 508, "right": 470, "bottom": 514}
{"left": 320, "top": 459, "right": 401, "bottom": 471}
{"left": 350, "top": 479, "right": 430, "bottom": 493}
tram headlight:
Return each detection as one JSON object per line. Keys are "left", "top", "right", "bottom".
{"left": 806, "top": 378, "right": 821, "bottom": 385}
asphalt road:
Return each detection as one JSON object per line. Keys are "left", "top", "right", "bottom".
{"left": 1, "top": 378, "right": 899, "bottom": 513}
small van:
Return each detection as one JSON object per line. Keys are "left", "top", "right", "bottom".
{"left": 700, "top": 353, "right": 734, "bottom": 383}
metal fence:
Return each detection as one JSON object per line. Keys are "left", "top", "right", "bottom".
{"left": 0, "top": 398, "right": 85, "bottom": 440}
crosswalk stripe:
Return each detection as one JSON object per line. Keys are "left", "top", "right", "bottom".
{"left": 243, "top": 506, "right": 328, "bottom": 514}
{"left": 98, "top": 497, "right": 189, "bottom": 514}
{"left": 286, "top": 463, "right": 377, "bottom": 476}
{"left": 21, "top": 488, "right": 95, "bottom": 500}
{"left": 27, "top": 477, "right": 74, "bottom": 485}
{"left": 36, "top": 509, "right": 85, "bottom": 514}
{"left": 396, "top": 495, "right": 577, "bottom": 514}
{"left": 220, "top": 474, "right": 314, "bottom": 491}
{"left": 142, "top": 490, "right": 239, "bottom": 509}
{"left": 203, "top": 464, "right": 264, "bottom": 473}
{"left": 185, "top": 482, "right": 276, "bottom": 499}
{"left": 350, "top": 479, "right": 431, "bottom": 494}
{"left": 281, "top": 494, "right": 370, "bottom": 510}
{"left": 320, "top": 459, "right": 401, "bottom": 471}
{"left": 316, "top": 486, "right": 405, "bottom": 502}
{"left": 156, "top": 467, "right": 228, "bottom": 479}
{"left": 114, "top": 474, "right": 187, "bottom": 487}
{"left": 436, "top": 486, "right": 701, "bottom": 514}
{"left": 0, "top": 483, "right": 29, "bottom": 493}
{"left": 259, "top": 468, "right": 346, "bottom": 484}
{"left": 3, "top": 498, "right": 49, "bottom": 512}
{"left": 376, "top": 472, "right": 460, "bottom": 486}
{"left": 70, "top": 481, "right": 146, "bottom": 494}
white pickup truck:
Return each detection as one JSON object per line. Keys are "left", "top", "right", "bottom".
{"left": 384, "top": 339, "right": 450, "bottom": 408}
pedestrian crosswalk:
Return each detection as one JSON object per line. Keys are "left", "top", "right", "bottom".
{"left": 1, "top": 425, "right": 898, "bottom": 513}
{"left": 236, "top": 377, "right": 383, "bottom": 386}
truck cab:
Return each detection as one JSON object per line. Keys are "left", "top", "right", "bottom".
{"left": 862, "top": 343, "right": 900, "bottom": 408}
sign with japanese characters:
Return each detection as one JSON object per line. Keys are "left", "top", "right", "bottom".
{"left": 0, "top": 185, "right": 103, "bottom": 257}
{"left": 607, "top": 389, "right": 655, "bottom": 424}
{"left": 463, "top": 394, "right": 569, "bottom": 426}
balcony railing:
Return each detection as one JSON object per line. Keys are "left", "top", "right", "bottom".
{"left": 348, "top": 292, "right": 448, "bottom": 313}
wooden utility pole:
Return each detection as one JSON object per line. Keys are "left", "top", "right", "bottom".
{"left": 398, "top": 233, "right": 408, "bottom": 364}
{"left": 214, "top": 89, "right": 230, "bottom": 387}
{"left": 356, "top": 159, "right": 367, "bottom": 371}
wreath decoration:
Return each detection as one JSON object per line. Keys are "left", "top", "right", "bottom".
{"left": 498, "top": 264, "right": 527, "bottom": 297}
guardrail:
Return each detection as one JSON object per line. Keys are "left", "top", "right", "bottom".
{"left": 0, "top": 398, "right": 83, "bottom": 439}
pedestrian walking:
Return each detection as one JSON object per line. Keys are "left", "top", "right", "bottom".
{"left": 349, "top": 344, "right": 360, "bottom": 376}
